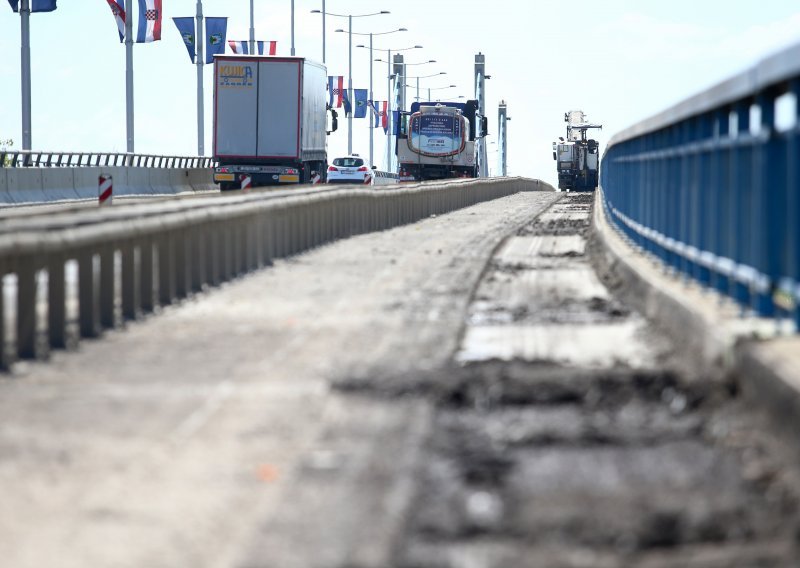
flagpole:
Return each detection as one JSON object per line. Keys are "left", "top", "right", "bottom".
{"left": 291, "top": 0, "right": 296, "bottom": 56}
{"left": 196, "top": 1, "right": 205, "bottom": 156}
{"left": 368, "top": 33, "right": 373, "bottom": 168}
{"left": 347, "top": 14, "right": 352, "bottom": 155}
{"left": 249, "top": 0, "right": 255, "bottom": 54}
{"left": 20, "top": 0, "right": 32, "bottom": 151}
{"left": 126, "top": 0, "right": 135, "bottom": 154}
{"left": 386, "top": 50, "right": 391, "bottom": 171}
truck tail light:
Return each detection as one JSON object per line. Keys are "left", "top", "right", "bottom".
{"left": 328, "top": 165, "right": 338, "bottom": 172}
{"left": 217, "top": 167, "right": 229, "bottom": 173}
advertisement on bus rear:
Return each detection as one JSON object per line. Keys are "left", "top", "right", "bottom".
{"left": 408, "top": 114, "right": 465, "bottom": 157}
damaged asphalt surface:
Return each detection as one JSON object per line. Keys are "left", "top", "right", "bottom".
{"left": 2, "top": 190, "right": 800, "bottom": 567}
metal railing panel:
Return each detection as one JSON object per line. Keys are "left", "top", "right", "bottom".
{"left": 602, "top": 41, "right": 800, "bottom": 328}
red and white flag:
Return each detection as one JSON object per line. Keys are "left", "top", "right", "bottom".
{"left": 136, "top": 0, "right": 162, "bottom": 43}
{"left": 105, "top": 0, "right": 126, "bottom": 42}
{"left": 380, "top": 101, "right": 389, "bottom": 132}
{"left": 327, "top": 75, "right": 344, "bottom": 108}
{"left": 228, "top": 40, "right": 277, "bottom": 55}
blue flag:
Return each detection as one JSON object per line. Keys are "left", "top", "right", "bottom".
{"left": 7, "top": 0, "right": 56, "bottom": 11}
{"left": 354, "top": 89, "right": 368, "bottom": 119}
{"left": 205, "top": 17, "right": 228, "bottom": 64}
{"left": 392, "top": 111, "right": 400, "bottom": 135}
{"left": 173, "top": 17, "right": 196, "bottom": 62}
{"left": 342, "top": 90, "right": 352, "bottom": 117}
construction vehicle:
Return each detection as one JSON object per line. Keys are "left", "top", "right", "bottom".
{"left": 396, "top": 100, "right": 486, "bottom": 182}
{"left": 212, "top": 55, "right": 335, "bottom": 190}
{"left": 552, "top": 110, "right": 602, "bottom": 191}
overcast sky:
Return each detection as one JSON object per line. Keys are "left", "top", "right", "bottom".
{"left": 2, "top": 1, "right": 800, "bottom": 186}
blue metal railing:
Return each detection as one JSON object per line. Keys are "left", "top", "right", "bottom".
{"left": 601, "top": 41, "right": 800, "bottom": 329}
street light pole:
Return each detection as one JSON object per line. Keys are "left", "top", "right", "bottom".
{"left": 347, "top": 15, "right": 353, "bottom": 154}
{"left": 196, "top": 0, "right": 205, "bottom": 156}
{"left": 369, "top": 33, "right": 374, "bottom": 167}
{"left": 386, "top": 50, "right": 392, "bottom": 171}
{"left": 249, "top": 0, "right": 255, "bottom": 54}
{"left": 20, "top": 0, "right": 32, "bottom": 150}
{"left": 322, "top": 0, "right": 326, "bottom": 63}
{"left": 291, "top": 0, "right": 296, "bottom": 56}
{"left": 125, "top": 0, "right": 134, "bottom": 153}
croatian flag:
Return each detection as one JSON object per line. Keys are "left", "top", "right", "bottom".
{"left": 105, "top": 0, "right": 126, "bottom": 42}
{"left": 380, "top": 101, "right": 389, "bottom": 133}
{"left": 228, "top": 41, "right": 249, "bottom": 55}
{"left": 369, "top": 100, "right": 380, "bottom": 127}
{"left": 228, "top": 41, "right": 277, "bottom": 55}
{"left": 7, "top": 0, "right": 56, "bottom": 11}
{"left": 327, "top": 76, "right": 344, "bottom": 108}
{"left": 136, "top": 0, "right": 162, "bottom": 43}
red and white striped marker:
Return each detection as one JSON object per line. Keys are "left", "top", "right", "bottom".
{"left": 363, "top": 174, "right": 372, "bottom": 185}
{"left": 310, "top": 172, "right": 321, "bottom": 184}
{"left": 240, "top": 174, "right": 252, "bottom": 192}
{"left": 98, "top": 174, "right": 113, "bottom": 206}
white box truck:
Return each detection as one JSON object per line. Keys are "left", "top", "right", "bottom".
{"left": 212, "top": 55, "right": 333, "bottom": 189}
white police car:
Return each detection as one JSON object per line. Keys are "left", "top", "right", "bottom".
{"left": 326, "top": 155, "right": 376, "bottom": 185}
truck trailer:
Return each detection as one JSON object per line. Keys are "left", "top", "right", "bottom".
{"left": 213, "top": 55, "right": 333, "bottom": 189}
{"left": 396, "top": 101, "right": 485, "bottom": 182}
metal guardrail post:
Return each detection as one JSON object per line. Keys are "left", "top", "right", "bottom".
{"left": 99, "top": 246, "right": 116, "bottom": 329}
{"left": 158, "top": 234, "right": 176, "bottom": 307}
{"left": 140, "top": 241, "right": 156, "bottom": 313}
{"left": 79, "top": 252, "right": 100, "bottom": 338}
{"left": 47, "top": 255, "right": 67, "bottom": 349}
{"left": 121, "top": 242, "right": 139, "bottom": 320}
{"left": 175, "top": 230, "right": 189, "bottom": 300}
{"left": 16, "top": 259, "right": 38, "bottom": 359}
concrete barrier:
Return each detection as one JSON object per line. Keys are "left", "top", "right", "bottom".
{"left": 0, "top": 167, "right": 10, "bottom": 203}
{"left": 188, "top": 168, "right": 216, "bottom": 192}
{"left": 148, "top": 168, "right": 174, "bottom": 195}
{"left": 6, "top": 168, "right": 47, "bottom": 204}
{"left": 126, "top": 167, "right": 157, "bottom": 195}
{"left": 0, "top": 177, "right": 538, "bottom": 368}
{"left": 169, "top": 168, "right": 196, "bottom": 194}
{"left": 42, "top": 168, "right": 80, "bottom": 201}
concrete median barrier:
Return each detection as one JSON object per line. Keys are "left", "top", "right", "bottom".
{"left": 6, "top": 167, "right": 47, "bottom": 204}
{"left": 187, "top": 168, "right": 216, "bottom": 192}
{"left": 0, "top": 167, "right": 10, "bottom": 203}
{"left": 42, "top": 168, "right": 80, "bottom": 201}
{"left": 169, "top": 168, "right": 196, "bottom": 194}
{"left": 148, "top": 168, "right": 174, "bottom": 195}
{"left": 126, "top": 167, "right": 156, "bottom": 195}
{"left": 0, "top": 177, "right": 543, "bottom": 367}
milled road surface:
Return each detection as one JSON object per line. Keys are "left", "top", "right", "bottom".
{"left": 0, "top": 190, "right": 559, "bottom": 568}
{"left": 2, "top": 190, "right": 800, "bottom": 568}
{"left": 394, "top": 195, "right": 800, "bottom": 567}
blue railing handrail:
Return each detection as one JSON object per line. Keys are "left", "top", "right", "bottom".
{"left": 601, "top": 39, "right": 800, "bottom": 329}
{"left": 0, "top": 150, "right": 216, "bottom": 169}
{"left": 608, "top": 42, "right": 800, "bottom": 148}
